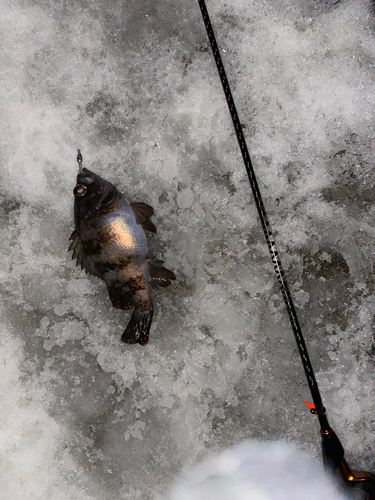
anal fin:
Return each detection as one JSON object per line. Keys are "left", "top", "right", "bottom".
{"left": 148, "top": 259, "right": 176, "bottom": 289}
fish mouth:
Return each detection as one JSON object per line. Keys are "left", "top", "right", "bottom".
{"left": 76, "top": 168, "right": 95, "bottom": 184}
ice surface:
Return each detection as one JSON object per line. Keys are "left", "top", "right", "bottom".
{"left": 1, "top": 0, "right": 375, "bottom": 498}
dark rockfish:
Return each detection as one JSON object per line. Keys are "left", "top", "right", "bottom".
{"left": 69, "top": 167, "right": 175, "bottom": 346}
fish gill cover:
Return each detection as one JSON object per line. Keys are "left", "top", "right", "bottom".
{"left": 0, "top": 0, "right": 374, "bottom": 499}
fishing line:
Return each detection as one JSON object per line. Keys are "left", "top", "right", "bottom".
{"left": 196, "top": 0, "right": 374, "bottom": 493}
{"left": 77, "top": 149, "right": 83, "bottom": 173}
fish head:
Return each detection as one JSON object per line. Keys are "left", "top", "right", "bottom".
{"left": 73, "top": 168, "right": 118, "bottom": 219}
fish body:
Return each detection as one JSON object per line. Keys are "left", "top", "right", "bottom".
{"left": 69, "top": 168, "right": 175, "bottom": 345}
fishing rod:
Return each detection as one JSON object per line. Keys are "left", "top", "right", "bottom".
{"left": 196, "top": 0, "right": 374, "bottom": 496}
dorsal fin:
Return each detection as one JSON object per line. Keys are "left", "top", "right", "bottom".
{"left": 130, "top": 202, "right": 157, "bottom": 233}
{"left": 147, "top": 259, "right": 176, "bottom": 289}
{"left": 68, "top": 230, "right": 100, "bottom": 277}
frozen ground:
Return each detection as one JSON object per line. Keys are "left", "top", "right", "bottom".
{"left": 0, "top": 0, "right": 375, "bottom": 498}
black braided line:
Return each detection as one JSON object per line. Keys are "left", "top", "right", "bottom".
{"left": 197, "top": 0, "right": 328, "bottom": 428}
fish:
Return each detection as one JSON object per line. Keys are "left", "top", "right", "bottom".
{"left": 69, "top": 166, "right": 176, "bottom": 346}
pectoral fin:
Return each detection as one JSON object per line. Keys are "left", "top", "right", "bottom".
{"left": 148, "top": 259, "right": 176, "bottom": 289}
{"left": 68, "top": 230, "right": 100, "bottom": 277}
{"left": 130, "top": 202, "right": 157, "bottom": 233}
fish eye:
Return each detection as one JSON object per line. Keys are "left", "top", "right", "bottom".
{"left": 74, "top": 184, "right": 87, "bottom": 197}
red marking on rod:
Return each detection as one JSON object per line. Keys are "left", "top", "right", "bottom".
{"left": 304, "top": 401, "right": 315, "bottom": 409}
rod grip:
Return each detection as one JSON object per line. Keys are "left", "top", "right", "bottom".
{"left": 321, "top": 428, "right": 345, "bottom": 471}
{"left": 322, "top": 429, "right": 375, "bottom": 499}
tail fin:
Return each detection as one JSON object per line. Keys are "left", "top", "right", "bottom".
{"left": 121, "top": 308, "right": 153, "bottom": 346}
